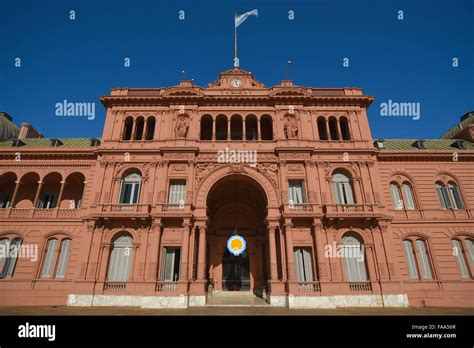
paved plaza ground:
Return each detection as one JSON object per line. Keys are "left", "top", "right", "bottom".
{"left": 0, "top": 305, "right": 472, "bottom": 316}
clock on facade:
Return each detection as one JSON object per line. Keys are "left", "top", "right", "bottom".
{"left": 231, "top": 78, "right": 242, "bottom": 88}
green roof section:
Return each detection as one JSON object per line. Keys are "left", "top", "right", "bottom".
{"left": 0, "top": 112, "right": 20, "bottom": 141}
{"left": 0, "top": 138, "right": 100, "bottom": 148}
{"left": 441, "top": 111, "right": 474, "bottom": 139}
{"left": 379, "top": 139, "right": 474, "bottom": 151}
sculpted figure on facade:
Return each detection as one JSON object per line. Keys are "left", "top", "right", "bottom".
{"left": 174, "top": 114, "right": 189, "bottom": 138}
{"left": 283, "top": 114, "right": 298, "bottom": 139}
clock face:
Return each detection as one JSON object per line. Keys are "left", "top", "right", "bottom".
{"left": 231, "top": 78, "right": 242, "bottom": 88}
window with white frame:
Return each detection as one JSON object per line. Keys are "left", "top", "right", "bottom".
{"left": 332, "top": 172, "right": 355, "bottom": 205}
{"left": 288, "top": 180, "right": 306, "bottom": 206}
{"left": 119, "top": 173, "right": 141, "bottom": 204}
{"left": 342, "top": 234, "right": 367, "bottom": 281}
{"left": 168, "top": 180, "right": 186, "bottom": 205}
{"left": 436, "top": 181, "right": 464, "bottom": 210}
{"left": 0, "top": 237, "right": 22, "bottom": 279}
{"left": 293, "top": 247, "right": 314, "bottom": 282}
{"left": 160, "top": 247, "right": 181, "bottom": 281}
{"left": 452, "top": 239, "right": 471, "bottom": 279}
{"left": 107, "top": 235, "right": 133, "bottom": 281}
{"left": 403, "top": 238, "right": 433, "bottom": 280}
{"left": 403, "top": 240, "right": 419, "bottom": 279}
{"left": 390, "top": 182, "right": 416, "bottom": 210}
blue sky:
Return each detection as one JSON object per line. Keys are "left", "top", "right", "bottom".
{"left": 1, "top": 0, "right": 472, "bottom": 139}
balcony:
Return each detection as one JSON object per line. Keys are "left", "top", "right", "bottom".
{"left": 151, "top": 203, "right": 193, "bottom": 218}
{"left": 297, "top": 281, "right": 321, "bottom": 292}
{"left": 0, "top": 207, "right": 81, "bottom": 220}
{"left": 103, "top": 281, "right": 127, "bottom": 291}
{"left": 155, "top": 281, "right": 178, "bottom": 292}
{"left": 281, "top": 203, "right": 323, "bottom": 218}
{"left": 324, "top": 204, "right": 383, "bottom": 220}
{"left": 348, "top": 281, "right": 373, "bottom": 292}
{"left": 92, "top": 204, "right": 151, "bottom": 219}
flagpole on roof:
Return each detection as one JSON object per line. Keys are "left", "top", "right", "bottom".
{"left": 234, "top": 13, "right": 238, "bottom": 67}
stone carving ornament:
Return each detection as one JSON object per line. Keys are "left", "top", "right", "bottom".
{"left": 283, "top": 114, "right": 298, "bottom": 139}
{"left": 174, "top": 114, "right": 189, "bottom": 138}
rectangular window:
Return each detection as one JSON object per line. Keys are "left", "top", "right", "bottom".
{"left": 288, "top": 180, "right": 306, "bottom": 204}
{"left": 1, "top": 238, "right": 22, "bottom": 278}
{"left": 161, "top": 247, "right": 181, "bottom": 281}
{"left": 41, "top": 239, "right": 58, "bottom": 278}
{"left": 448, "top": 184, "right": 464, "bottom": 210}
{"left": 452, "top": 240, "right": 469, "bottom": 279}
{"left": 119, "top": 182, "right": 140, "bottom": 204}
{"left": 403, "top": 240, "right": 419, "bottom": 279}
{"left": 55, "top": 239, "right": 71, "bottom": 279}
{"left": 293, "top": 248, "right": 314, "bottom": 282}
{"left": 416, "top": 240, "right": 433, "bottom": 279}
{"left": 402, "top": 184, "right": 415, "bottom": 210}
{"left": 168, "top": 180, "right": 187, "bottom": 205}
{"left": 465, "top": 239, "right": 474, "bottom": 267}
{"left": 107, "top": 245, "right": 133, "bottom": 281}
{"left": 436, "top": 185, "right": 452, "bottom": 209}
{"left": 390, "top": 184, "right": 402, "bottom": 210}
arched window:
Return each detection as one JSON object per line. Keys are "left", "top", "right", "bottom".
{"left": 332, "top": 172, "right": 354, "bottom": 204}
{"left": 452, "top": 239, "right": 471, "bottom": 279}
{"left": 260, "top": 115, "right": 273, "bottom": 140}
{"left": 328, "top": 117, "right": 339, "bottom": 140}
{"left": 436, "top": 181, "right": 464, "bottom": 210}
{"left": 340, "top": 116, "right": 351, "bottom": 140}
{"left": 216, "top": 115, "right": 227, "bottom": 141}
{"left": 0, "top": 237, "right": 22, "bottom": 278}
{"left": 107, "top": 234, "right": 133, "bottom": 281}
{"left": 245, "top": 115, "right": 258, "bottom": 141}
{"left": 134, "top": 117, "right": 144, "bottom": 140}
{"left": 145, "top": 117, "right": 156, "bottom": 140}
{"left": 317, "top": 117, "right": 328, "bottom": 140}
{"left": 390, "top": 182, "right": 416, "bottom": 210}
{"left": 41, "top": 237, "right": 71, "bottom": 279}
{"left": 119, "top": 173, "right": 141, "bottom": 204}
{"left": 403, "top": 238, "right": 433, "bottom": 280}
{"left": 123, "top": 117, "right": 133, "bottom": 140}
{"left": 230, "top": 115, "right": 243, "bottom": 140}
{"left": 200, "top": 115, "right": 213, "bottom": 140}
{"left": 342, "top": 234, "right": 367, "bottom": 281}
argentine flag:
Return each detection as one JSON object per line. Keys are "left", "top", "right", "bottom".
{"left": 235, "top": 9, "right": 258, "bottom": 28}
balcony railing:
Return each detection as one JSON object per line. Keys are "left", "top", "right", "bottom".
{"left": 151, "top": 203, "right": 192, "bottom": 217}
{"left": 297, "top": 281, "right": 321, "bottom": 292}
{"left": 155, "top": 281, "right": 178, "bottom": 292}
{"left": 324, "top": 204, "right": 381, "bottom": 218}
{"left": 93, "top": 204, "right": 151, "bottom": 218}
{"left": 103, "top": 281, "right": 127, "bottom": 291}
{"left": 0, "top": 208, "right": 80, "bottom": 220}
{"left": 282, "top": 203, "right": 322, "bottom": 217}
{"left": 348, "top": 281, "right": 372, "bottom": 292}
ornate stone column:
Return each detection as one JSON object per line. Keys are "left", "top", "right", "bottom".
{"left": 196, "top": 223, "right": 207, "bottom": 281}
{"left": 179, "top": 219, "right": 191, "bottom": 281}
{"left": 313, "top": 220, "right": 329, "bottom": 281}
{"left": 268, "top": 225, "right": 278, "bottom": 281}
{"left": 56, "top": 180, "right": 66, "bottom": 208}
{"left": 32, "top": 180, "right": 44, "bottom": 208}
{"left": 284, "top": 219, "right": 296, "bottom": 281}
{"left": 10, "top": 180, "right": 21, "bottom": 208}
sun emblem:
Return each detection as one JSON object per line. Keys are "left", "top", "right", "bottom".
{"left": 227, "top": 235, "right": 246, "bottom": 256}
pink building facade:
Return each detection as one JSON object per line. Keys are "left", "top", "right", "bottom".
{"left": 0, "top": 68, "right": 473, "bottom": 308}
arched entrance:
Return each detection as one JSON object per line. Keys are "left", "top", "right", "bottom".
{"left": 222, "top": 249, "right": 250, "bottom": 291}
{"left": 205, "top": 174, "right": 269, "bottom": 294}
